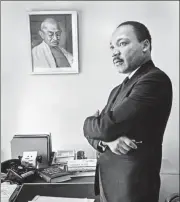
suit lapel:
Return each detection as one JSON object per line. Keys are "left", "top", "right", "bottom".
{"left": 111, "top": 60, "right": 155, "bottom": 110}
{"left": 104, "top": 84, "right": 122, "bottom": 113}
{"left": 127, "top": 60, "right": 155, "bottom": 87}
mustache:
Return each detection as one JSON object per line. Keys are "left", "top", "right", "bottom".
{"left": 113, "top": 56, "right": 124, "bottom": 63}
{"left": 51, "top": 40, "right": 59, "bottom": 43}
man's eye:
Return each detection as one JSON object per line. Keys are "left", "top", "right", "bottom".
{"left": 56, "top": 33, "right": 61, "bottom": 37}
{"left": 119, "top": 42, "right": 127, "bottom": 46}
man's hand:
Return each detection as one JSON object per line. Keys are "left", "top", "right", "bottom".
{"left": 104, "top": 136, "right": 137, "bottom": 155}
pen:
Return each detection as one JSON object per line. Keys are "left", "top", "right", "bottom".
{"left": 132, "top": 140, "right": 143, "bottom": 144}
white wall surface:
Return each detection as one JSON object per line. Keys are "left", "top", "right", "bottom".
{"left": 1, "top": 1, "right": 179, "bottom": 176}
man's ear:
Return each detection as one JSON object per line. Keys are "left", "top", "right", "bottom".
{"left": 39, "top": 30, "right": 44, "bottom": 40}
{"left": 142, "top": 39, "right": 150, "bottom": 52}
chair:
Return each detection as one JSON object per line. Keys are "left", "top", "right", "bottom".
{"left": 165, "top": 193, "right": 180, "bottom": 202}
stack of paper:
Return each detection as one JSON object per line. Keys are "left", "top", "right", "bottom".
{"left": 28, "top": 195, "right": 94, "bottom": 202}
{"left": 1, "top": 183, "right": 18, "bottom": 202}
{"left": 52, "top": 150, "right": 75, "bottom": 165}
{"left": 67, "top": 159, "right": 97, "bottom": 172}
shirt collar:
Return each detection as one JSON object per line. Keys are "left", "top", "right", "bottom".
{"left": 128, "top": 66, "right": 141, "bottom": 79}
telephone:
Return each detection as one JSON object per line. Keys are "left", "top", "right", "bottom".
{"left": 1, "top": 159, "right": 21, "bottom": 173}
{"left": 1, "top": 159, "right": 36, "bottom": 184}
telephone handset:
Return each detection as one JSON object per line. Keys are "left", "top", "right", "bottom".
{"left": 1, "top": 159, "right": 35, "bottom": 184}
{"left": 1, "top": 159, "right": 21, "bottom": 173}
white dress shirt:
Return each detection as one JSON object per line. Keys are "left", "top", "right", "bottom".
{"left": 128, "top": 66, "right": 140, "bottom": 79}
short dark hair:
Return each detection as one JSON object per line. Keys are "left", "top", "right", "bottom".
{"left": 117, "top": 21, "right": 152, "bottom": 51}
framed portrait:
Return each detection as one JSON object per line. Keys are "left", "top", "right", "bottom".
{"left": 28, "top": 11, "right": 79, "bottom": 74}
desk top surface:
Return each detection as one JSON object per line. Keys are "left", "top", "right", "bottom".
{"left": 14, "top": 182, "right": 96, "bottom": 202}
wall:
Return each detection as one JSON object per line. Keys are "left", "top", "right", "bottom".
{"left": 1, "top": 1, "right": 179, "bottom": 174}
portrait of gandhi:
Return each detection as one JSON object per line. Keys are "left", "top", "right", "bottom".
{"left": 30, "top": 15, "right": 73, "bottom": 69}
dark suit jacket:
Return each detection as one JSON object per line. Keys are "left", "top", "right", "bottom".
{"left": 83, "top": 60, "right": 172, "bottom": 202}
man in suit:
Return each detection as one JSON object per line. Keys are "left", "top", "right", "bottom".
{"left": 83, "top": 21, "right": 172, "bottom": 202}
{"left": 32, "top": 18, "right": 73, "bottom": 68}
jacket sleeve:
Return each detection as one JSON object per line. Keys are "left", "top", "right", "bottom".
{"left": 83, "top": 72, "right": 172, "bottom": 142}
{"left": 85, "top": 136, "right": 105, "bottom": 153}
{"left": 83, "top": 87, "right": 119, "bottom": 150}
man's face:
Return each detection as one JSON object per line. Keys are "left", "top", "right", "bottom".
{"left": 110, "top": 25, "right": 145, "bottom": 74}
{"left": 40, "top": 22, "right": 61, "bottom": 47}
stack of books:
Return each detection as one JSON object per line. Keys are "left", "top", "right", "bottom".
{"left": 52, "top": 150, "right": 75, "bottom": 165}
{"left": 67, "top": 159, "right": 97, "bottom": 172}
{"left": 38, "top": 165, "right": 71, "bottom": 183}
{"left": 70, "top": 171, "right": 95, "bottom": 177}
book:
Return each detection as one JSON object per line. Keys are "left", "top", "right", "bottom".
{"left": 52, "top": 150, "right": 75, "bottom": 165}
{"left": 38, "top": 173, "right": 71, "bottom": 183}
{"left": 53, "top": 156, "right": 75, "bottom": 164}
{"left": 70, "top": 171, "right": 95, "bottom": 177}
{"left": 68, "top": 166, "right": 96, "bottom": 172}
{"left": 67, "top": 159, "right": 97, "bottom": 167}
{"left": 38, "top": 165, "right": 71, "bottom": 183}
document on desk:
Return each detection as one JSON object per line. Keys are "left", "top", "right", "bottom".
{"left": 1, "top": 183, "right": 18, "bottom": 202}
{"left": 29, "top": 195, "right": 94, "bottom": 202}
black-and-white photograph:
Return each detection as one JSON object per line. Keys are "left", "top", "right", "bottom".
{"left": 29, "top": 11, "right": 79, "bottom": 74}
{"left": 1, "top": 1, "right": 179, "bottom": 202}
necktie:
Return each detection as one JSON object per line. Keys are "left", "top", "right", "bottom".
{"left": 111, "top": 76, "right": 130, "bottom": 109}
{"left": 50, "top": 47, "right": 71, "bottom": 67}
{"left": 122, "top": 76, "right": 129, "bottom": 85}
{"left": 121, "top": 76, "right": 129, "bottom": 89}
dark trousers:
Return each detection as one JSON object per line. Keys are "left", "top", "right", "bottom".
{"left": 94, "top": 146, "right": 162, "bottom": 202}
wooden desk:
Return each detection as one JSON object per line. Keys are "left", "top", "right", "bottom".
{"left": 13, "top": 177, "right": 97, "bottom": 202}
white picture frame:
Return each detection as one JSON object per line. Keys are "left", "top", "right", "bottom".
{"left": 28, "top": 11, "right": 79, "bottom": 74}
